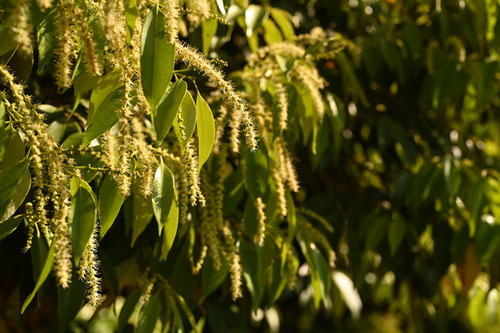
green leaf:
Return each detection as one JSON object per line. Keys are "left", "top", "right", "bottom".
{"left": 125, "top": 0, "right": 138, "bottom": 45}
{"left": 298, "top": 237, "right": 330, "bottom": 308}
{"left": 262, "top": 18, "right": 283, "bottom": 45}
{"left": 21, "top": 240, "right": 55, "bottom": 314}
{"left": 174, "top": 92, "right": 197, "bottom": 153}
{"left": 131, "top": 191, "right": 154, "bottom": 247}
{"left": 137, "top": 294, "right": 161, "bottom": 333}
{"left": 388, "top": 217, "right": 406, "bottom": 256}
{"left": 69, "top": 177, "right": 97, "bottom": 265}
{"left": 245, "top": 5, "right": 267, "bottom": 37}
{"left": 196, "top": 92, "right": 215, "bottom": 171}
{"left": 160, "top": 188, "right": 179, "bottom": 260}
{"left": 99, "top": 176, "right": 125, "bottom": 238}
{"left": 200, "top": 257, "right": 229, "bottom": 303}
{"left": 0, "top": 99, "right": 5, "bottom": 161}
{"left": 82, "top": 88, "right": 122, "bottom": 147}
{"left": 37, "top": 9, "right": 56, "bottom": 73}
{"left": 0, "top": 126, "right": 24, "bottom": 172}
{"left": 141, "top": 10, "right": 175, "bottom": 111}
{"left": 0, "top": 156, "right": 29, "bottom": 219}
{"left": 0, "top": 168, "right": 31, "bottom": 222}
{"left": 202, "top": 19, "right": 218, "bottom": 54}
{"left": 151, "top": 161, "right": 175, "bottom": 235}
{"left": 155, "top": 80, "right": 187, "bottom": 143}
{"left": 270, "top": 8, "right": 294, "bottom": 40}
{"left": 365, "top": 217, "right": 389, "bottom": 250}
{"left": 57, "top": 275, "right": 86, "bottom": 332}
{"left": 244, "top": 147, "right": 268, "bottom": 199}
{"left": 117, "top": 289, "right": 142, "bottom": 333}
{"left": 0, "top": 217, "right": 22, "bottom": 241}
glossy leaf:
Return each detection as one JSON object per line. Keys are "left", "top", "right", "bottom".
{"left": 68, "top": 177, "right": 97, "bottom": 264}
{"left": 160, "top": 188, "right": 179, "bottom": 260}
{"left": 0, "top": 217, "right": 22, "bottom": 241}
{"left": 0, "top": 169, "right": 31, "bottom": 222}
{"left": 141, "top": 10, "right": 175, "bottom": 111}
{"left": 99, "top": 176, "right": 125, "bottom": 238}
{"left": 196, "top": 92, "right": 215, "bottom": 171}
{"left": 155, "top": 80, "right": 187, "bottom": 143}
{"left": 0, "top": 156, "right": 29, "bottom": 219}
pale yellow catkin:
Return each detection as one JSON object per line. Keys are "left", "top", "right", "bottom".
{"left": 79, "top": 226, "right": 102, "bottom": 308}
{"left": 22, "top": 203, "right": 36, "bottom": 252}
{"left": 75, "top": 4, "right": 101, "bottom": 76}
{"left": 10, "top": 0, "right": 33, "bottom": 56}
{"left": 255, "top": 197, "right": 266, "bottom": 246}
{"left": 161, "top": 0, "right": 179, "bottom": 43}
{"left": 274, "top": 81, "right": 288, "bottom": 132}
{"left": 37, "top": 0, "right": 53, "bottom": 11}
{"left": 54, "top": 1, "right": 78, "bottom": 89}
{"left": 176, "top": 43, "right": 258, "bottom": 151}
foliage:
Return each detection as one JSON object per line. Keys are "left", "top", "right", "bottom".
{"left": 1, "top": 0, "right": 500, "bottom": 332}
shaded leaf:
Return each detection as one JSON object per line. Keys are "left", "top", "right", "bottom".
{"left": 21, "top": 240, "right": 55, "bottom": 314}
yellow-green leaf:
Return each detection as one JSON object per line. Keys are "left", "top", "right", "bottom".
{"left": 160, "top": 190, "right": 178, "bottom": 260}
{"left": 154, "top": 80, "right": 187, "bottom": 143}
{"left": 195, "top": 92, "right": 215, "bottom": 171}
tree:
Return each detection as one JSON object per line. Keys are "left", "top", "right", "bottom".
{"left": 0, "top": 0, "right": 499, "bottom": 332}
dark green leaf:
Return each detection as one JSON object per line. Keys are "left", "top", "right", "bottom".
{"left": 0, "top": 217, "right": 22, "bottom": 241}
{"left": 151, "top": 161, "right": 175, "bottom": 235}
{"left": 21, "top": 240, "right": 55, "bottom": 314}
{"left": 69, "top": 177, "right": 97, "bottom": 264}
{"left": 141, "top": 10, "right": 175, "bottom": 111}
{"left": 200, "top": 257, "right": 229, "bottom": 303}
{"left": 137, "top": 294, "right": 161, "bottom": 333}
{"left": 117, "top": 289, "right": 142, "bottom": 332}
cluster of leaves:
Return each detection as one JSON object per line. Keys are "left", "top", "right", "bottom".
{"left": 0, "top": 0, "right": 345, "bottom": 332}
